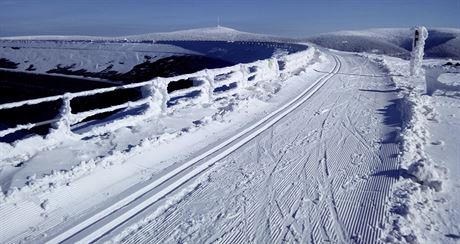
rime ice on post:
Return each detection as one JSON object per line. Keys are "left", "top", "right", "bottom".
{"left": 52, "top": 93, "right": 73, "bottom": 135}
{"left": 144, "top": 79, "right": 169, "bottom": 115}
{"left": 409, "top": 26, "right": 428, "bottom": 77}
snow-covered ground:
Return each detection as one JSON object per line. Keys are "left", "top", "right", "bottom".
{"left": 363, "top": 53, "right": 460, "bottom": 243}
{"left": 0, "top": 41, "right": 323, "bottom": 243}
{"left": 0, "top": 27, "right": 459, "bottom": 243}
{"left": 100, "top": 51, "right": 402, "bottom": 244}
{"left": 1, "top": 48, "right": 403, "bottom": 244}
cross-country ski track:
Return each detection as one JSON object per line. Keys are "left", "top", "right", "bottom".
{"left": 40, "top": 51, "right": 401, "bottom": 244}
{"left": 0, "top": 50, "right": 403, "bottom": 244}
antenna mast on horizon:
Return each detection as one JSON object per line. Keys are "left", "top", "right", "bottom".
{"left": 217, "top": 16, "right": 221, "bottom": 27}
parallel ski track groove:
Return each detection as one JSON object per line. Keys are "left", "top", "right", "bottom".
{"left": 46, "top": 54, "right": 341, "bottom": 244}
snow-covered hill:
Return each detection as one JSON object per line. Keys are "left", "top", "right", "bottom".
{"left": 306, "top": 28, "right": 460, "bottom": 58}
{"left": 0, "top": 42, "right": 198, "bottom": 77}
{"left": 123, "top": 26, "right": 294, "bottom": 42}
{"left": 0, "top": 27, "right": 300, "bottom": 83}
{"left": 0, "top": 26, "right": 293, "bottom": 43}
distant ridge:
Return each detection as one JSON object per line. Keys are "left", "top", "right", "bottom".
{"left": 305, "top": 27, "right": 460, "bottom": 58}
{"left": 123, "top": 26, "right": 291, "bottom": 42}
{"left": 0, "top": 26, "right": 295, "bottom": 43}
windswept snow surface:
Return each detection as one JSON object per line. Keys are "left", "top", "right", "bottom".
{"left": 99, "top": 52, "right": 401, "bottom": 243}
{"left": 364, "top": 54, "right": 460, "bottom": 243}
{"left": 0, "top": 49, "right": 404, "bottom": 243}
{"left": 0, "top": 46, "right": 322, "bottom": 243}
{"left": 1, "top": 26, "right": 458, "bottom": 243}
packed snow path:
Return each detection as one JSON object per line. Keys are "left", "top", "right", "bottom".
{"left": 93, "top": 53, "right": 400, "bottom": 243}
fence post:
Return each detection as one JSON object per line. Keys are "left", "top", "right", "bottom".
{"left": 144, "top": 78, "right": 169, "bottom": 115}
{"left": 202, "top": 69, "right": 215, "bottom": 104}
{"left": 239, "top": 64, "right": 248, "bottom": 89}
{"left": 270, "top": 57, "right": 281, "bottom": 78}
{"left": 158, "top": 78, "right": 169, "bottom": 114}
{"left": 52, "top": 93, "right": 73, "bottom": 135}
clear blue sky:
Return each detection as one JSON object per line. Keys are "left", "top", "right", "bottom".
{"left": 0, "top": 0, "right": 458, "bottom": 37}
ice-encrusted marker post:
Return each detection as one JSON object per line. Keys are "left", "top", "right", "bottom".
{"left": 409, "top": 26, "right": 429, "bottom": 77}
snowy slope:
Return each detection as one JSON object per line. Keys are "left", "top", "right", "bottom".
{"left": 123, "top": 26, "right": 295, "bottom": 42}
{"left": 103, "top": 52, "right": 401, "bottom": 244}
{"left": 307, "top": 28, "right": 460, "bottom": 58}
{"left": 0, "top": 26, "right": 293, "bottom": 43}
{"left": 0, "top": 45, "right": 323, "bottom": 243}
{"left": 0, "top": 42, "right": 197, "bottom": 75}
{"left": 0, "top": 27, "right": 298, "bottom": 83}
{"left": 0, "top": 50, "right": 404, "bottom": 244}
{"left": 1, "top": 26, "right": 459, "bottom": 244}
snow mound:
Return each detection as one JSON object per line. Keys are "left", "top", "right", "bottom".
{"left": 307, "top": 28, "right": 460, "bottom": 59}
{"left": 363, "top": 53, "right": 454, "bottom": 243}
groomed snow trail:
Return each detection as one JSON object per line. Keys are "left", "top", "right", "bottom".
{"left": 105, "top": 52, "right": 401, "bottom": 244}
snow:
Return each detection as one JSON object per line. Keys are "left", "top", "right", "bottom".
{"left": 364, "top": 53, "right": 460, "bottom": 243}
{"left": 438, "top": 73, "right": 460, "bottom": 86}
{"left": 0, "top": 43, "right": 324, "bottom": 243}
{"left": 0, "top": 27, "right": 302, "bottom": 84}
{"left": 1, "top": 49, "right": 403, "bottom": 243}
{"left": 1, "top": 26, "right": 460, "bottom": 243}
{"left": 124, "top": 26, "right": 293, "bottom": 42}
{"left": 307, "top": 27, "right": 460, "bottom": 59}
{"left": 0, "top": 26, "right": 293, "bottom": 43}
{"left": 0, "top": 47, "right": 315, "bottom": 193}
{"left": 0, "top": 41, "right": 197, "bottom": 77}
{"left": 103, "top": 51, "right": 401, "bottom": 244}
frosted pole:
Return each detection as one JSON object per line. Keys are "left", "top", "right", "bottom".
{"left": 409, "top": 26, "right": 428, "bottom": 77}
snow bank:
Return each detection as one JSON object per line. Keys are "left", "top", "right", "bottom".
{"left": 364, "top": 54, "right": 449, "bottom": 243}
{"left": 398, "top": 86, "right": 447, "bottom": 189}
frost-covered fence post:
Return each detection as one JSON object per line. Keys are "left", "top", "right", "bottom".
{"left": 52, "top": 93, "right": 73, "bottom": 135}
{"left": 269, "top": 57, "right": 280, "bottom": 78}
{"left": 142, "top": 82, "right": 157, "bottom": 115}
{"left": 410, "top": 26, "right": 429, "bottom": 77}
{"left": 143, "top": 78, "right": 169, "bottom": 115}
{"left": 239, "top": 64, "right": 250, "bottom": 89}
{"left": 202, "top": 69, "right": 215, "bottom": 104}
{"left": 156, "top": 79, "right": 169, "bottom": 115}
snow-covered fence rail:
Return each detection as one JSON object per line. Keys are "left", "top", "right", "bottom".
{"left": 279, "top": 47, "right": 315, "bottom": 74}
{"left": 0, "top": 46, "right": 314, "bottom": 140}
